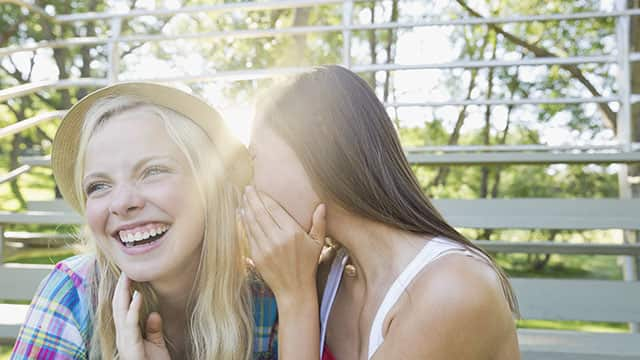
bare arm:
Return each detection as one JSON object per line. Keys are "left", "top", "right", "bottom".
{"left": 371, "top": 255, "right": 520, "bottom": 360}
{"left": 241, "top": 186, "right": 323, "bottom": 360}
{"left": 277, "top": 288, "right": 321, "bottom": 359}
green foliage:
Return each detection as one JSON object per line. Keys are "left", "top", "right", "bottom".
{"left": 0, "top": 0, "right": 630, "bottom": 309}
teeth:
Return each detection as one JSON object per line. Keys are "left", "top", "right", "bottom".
{"left": 119, "top": 225, "right": 169, "bottom": 244}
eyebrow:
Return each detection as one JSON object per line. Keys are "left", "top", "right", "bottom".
{"left": 82, "top": 155, "right": 176, "bottom": 186}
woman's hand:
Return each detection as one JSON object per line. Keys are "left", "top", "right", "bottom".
{"left": 241, "top": 186, "right": 324, "bottom": 359}
{"left": 113, "top": 273, "right": 171, "bottom": 360}
{"left": 241, "top": 185, "right": 325, "bottom": 301}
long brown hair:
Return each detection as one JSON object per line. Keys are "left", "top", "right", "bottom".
{"left": 257, "top": 65, "right": 518, "bottom": 314}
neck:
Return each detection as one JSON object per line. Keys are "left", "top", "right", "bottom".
{"left": 326, "top": 206, "right": 429, "bottom": 292}
{"left": 152, "top": 265, "right": 196, "bottom": 313}
{"left": 149, "top": 258, "right": 199, "bottom": 347}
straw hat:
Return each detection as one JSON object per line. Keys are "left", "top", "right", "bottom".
{"left": 52, "top": 82, "right": 251, "bottom": 214}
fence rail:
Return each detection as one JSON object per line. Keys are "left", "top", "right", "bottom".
{"left": 1, "top": 0, "right": 638, "bottom": 339}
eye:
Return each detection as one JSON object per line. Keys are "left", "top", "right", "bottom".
{"left": 85, "top": 182, "right": 109, "bottom": 196}
{"left": 143, "top": 165, "right": 168, "bottom": 178}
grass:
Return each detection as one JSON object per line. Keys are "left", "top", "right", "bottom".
{"left": 497, "top": 253, "right": 623, "bottom": 280}
{"left": 0, "top": 345, "right": 10, "bottom": 360}
{"left": 4, "top": 248, "right": 78, "bottom": 265}
{"left": 517, "top": 319, "right": 629, "bottom": 333}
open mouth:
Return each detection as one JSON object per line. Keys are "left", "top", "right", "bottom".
{"left": 116, "top": 224, "right": 170, "bottom": 248}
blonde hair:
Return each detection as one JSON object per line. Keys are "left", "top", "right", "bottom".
{"left": 72, "top": 95, "right": 253, "bottom": 359}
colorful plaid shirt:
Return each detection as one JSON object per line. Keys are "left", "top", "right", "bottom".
{"left": 10, "top": 255, "right": 279, "bottom": 359}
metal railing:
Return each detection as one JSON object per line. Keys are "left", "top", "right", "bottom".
{"left": 0, "top": 0, "right": 638, "bottom": 298}
{"left": 0, "top": 0, "right": 639, "bottom": 335}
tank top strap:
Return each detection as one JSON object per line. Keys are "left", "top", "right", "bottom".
{"left": 319, "top": 247, "right": 350, "bottom": 359}
{"left": 367, "top": 237, "right": 479, "bottom": 359}
{"left": 318, "top": 238, "right": 486, "bottom": 360}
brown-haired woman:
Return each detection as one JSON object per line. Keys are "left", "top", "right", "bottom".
{"left": 240, "top": 65, "right": 520, "bottom": 360}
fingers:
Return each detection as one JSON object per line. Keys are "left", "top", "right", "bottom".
{"left": 243, "top": 186, "right": 284, "bottom": 233}
{"left": 241, "top": 199, "right": 268, "bottom": 243}
{"left": 112, "top": 272, "right": 130, "bottom": 328}
{"left": 239, "top": 200, "right": 268, "bottom": 259}
{"left": 127, "top": 290, "right": 142, "bottom": 328}
{"left": 250, "top": 188, "right": 286, "bottom": 220}
{"left": 145, "top": 312, "right": 166, "bottom": 346}
{"left": 308, "top": 204, "right": 326, "bottom": 246}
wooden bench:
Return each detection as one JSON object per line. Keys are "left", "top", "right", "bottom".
{"left": 0, "top": 206, "right": 82, "bottom": 345}
{"left": 0, "top": 201, "right": 77, "bottom": 251}
{"left": 0, "top": 264, "right": 51, "bottom": 344}
{"left": 513, "top": 278, "right": 640, "bottom": 359}
{"left": 432, "top": 199, "right": 640, "bottom": 360}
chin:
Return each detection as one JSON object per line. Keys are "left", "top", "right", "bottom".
{"left": 116, "top": 259, "right": 164, "bottom": 282}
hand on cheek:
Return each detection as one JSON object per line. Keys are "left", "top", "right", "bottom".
{"left": 240, "top": 185, "right": 325, "bottom": 299}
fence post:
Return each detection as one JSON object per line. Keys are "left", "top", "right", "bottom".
{"left": 615, "top": 0, "right": 638, "bottom": 333}
{"left": 0, "top": 225, "right": 4, "bottom": 265}
{"left": 107, "top": 18, "right": 122, "bottom": 84}
{"left": 342, "top": 0, "right": 353, "bottom": 68}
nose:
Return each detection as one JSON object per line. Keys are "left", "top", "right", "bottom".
{"left": 108, "top": 183, "right": 145, "bottom": 217}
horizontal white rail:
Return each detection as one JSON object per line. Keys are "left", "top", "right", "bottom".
{"left": 407, "top": 151, "right": 640, "bottom": 165}
{"left": 6, "top": 0, "right": 640, "bottom": 24}
{"left": 0, "top": 111, "right": 65, "bottom": 139}
{"left": 476, "top": 240, "right": 640, "bottom": 256}
{"left": 0, "top": 165, "right": 31, "bottom": 184}
{"left": 385, "top": 96, "right": 620, "bottom": 108}
{"left": 405, "top": 143, "right": 633, "bottom": 153}
{"left": 0, "top": 79, "right": 107, "bottom": 102}
{"left": 56, "top": 0, "right": 346, "bottom": 23}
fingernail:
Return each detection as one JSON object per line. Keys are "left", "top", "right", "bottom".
{"left": 133, "top": 290, "right": 140, "bottom": 301}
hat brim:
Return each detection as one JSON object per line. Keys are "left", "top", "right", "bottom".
{"left": 52, "top": 82, "right": 251, "bottom": 214}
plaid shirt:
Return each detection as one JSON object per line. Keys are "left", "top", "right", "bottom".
{"left": 10, "top": 255, "right": 278, "bottom": 359}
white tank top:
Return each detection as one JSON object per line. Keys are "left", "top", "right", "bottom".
{"left": 319, "top": 237, "right": 487, "bottom": 359}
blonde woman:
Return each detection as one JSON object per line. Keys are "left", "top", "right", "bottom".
{"left": 11, "top": 83, "right": 278, "bottom": 359}
{"left": 241, "top": 66, "right": 520, "bottom": 359}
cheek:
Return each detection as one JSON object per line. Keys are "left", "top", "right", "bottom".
{"left": 253, "top": 161, "right": 318, "bottom": 230}
{"left": 149, "top": 181, "right": 184, "bottom": 210}
{"left": 151, "top": 178, "right": 205, "bottom": 232}
{"left": 85, "top": 198, "right": 109, "bottom": 241}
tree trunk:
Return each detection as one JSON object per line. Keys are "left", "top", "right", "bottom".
{"left": 382, "top": 0, "right": 399, "bottom": 102}
{"left": 480, "top": 33, "right": 497, "bottom": 199}
{"left": 630, "top": 0, "right": 640, "bottom": 198}
{"left": 431, "top": 28, "right": 489, "bottom": 187}
{"left": 367, "top": 1, "right": 377, "bottom": 88}
{"left": 289, "top": 8, "right": 311, "bottom": 66}
{"left": 455, "top": 0, "right": 617, "bottom": 131}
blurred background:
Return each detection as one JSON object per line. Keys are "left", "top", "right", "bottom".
{"left": 1, "top": 0, "right": 639, "bottom": 357}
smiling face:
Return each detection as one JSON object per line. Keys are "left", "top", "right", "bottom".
{"left": 82, "top": 107, "right": 205, "bottom": 283}
{"left": 249, "top": 119, "right": 320, "bottom": 231}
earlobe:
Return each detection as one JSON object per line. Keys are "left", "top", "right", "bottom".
{"left": 308, "top": 204, "right": 326, "bottom": 245}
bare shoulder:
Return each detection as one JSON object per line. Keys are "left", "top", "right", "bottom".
{"left": 376, "top": 253, "right": 520, "bottom": 359}
{"left": 414, "top": 252, "right": 507, "bottom": 307}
